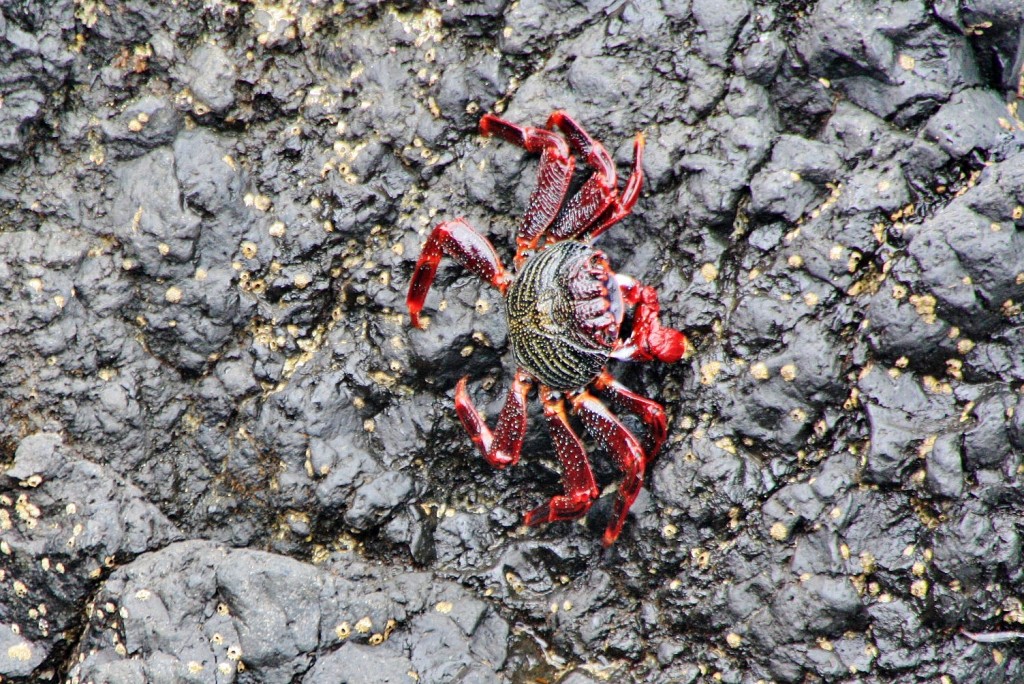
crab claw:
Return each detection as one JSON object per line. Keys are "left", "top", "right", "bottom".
{"left": 406, "top": 218, "right": 511, "bottom": 329}
{"left": 646, "top": 323, "right": 687, "bottom": 364}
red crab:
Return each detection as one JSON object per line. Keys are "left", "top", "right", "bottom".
{"left": 407, "top": 111, "right": 687, "bottom": 546}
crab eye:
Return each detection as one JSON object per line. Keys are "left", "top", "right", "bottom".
{"left": 607, "top": 274, "right": 625, "bottom": 327}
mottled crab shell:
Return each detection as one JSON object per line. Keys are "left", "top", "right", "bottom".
{"left": 505, "top": 240, "right": 624, "bottom": 391}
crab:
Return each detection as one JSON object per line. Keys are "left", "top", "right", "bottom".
{"left": 407, "top": 111, "right": 687, "bottom": 546}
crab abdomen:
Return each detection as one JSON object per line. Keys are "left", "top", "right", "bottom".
{"left": 505, "top": 241, "right": 620, "bottom": 391}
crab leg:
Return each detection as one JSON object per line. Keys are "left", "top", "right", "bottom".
{"left": 454, "top": 370, "right": 532, "bottom": 468}
{"left": 545, "top": 112, "right": 645, "bottom": 242}
{"left": 523, "top": 387, "right": 600, "bottom": 527}
{"left": 570, "top": 390, "right": 647, "bottom": 546}
{"left": 479, "top": 113, "right": 575, "bottom": 260}
{"left": 407, "top": 218, "right": 510, "bottom": 328}
{"left": 611, "top": 275, "right": 687, "bottom": 363}
{"left": 581, "top": 133, "right": 645, "bottom": 241}
{"left": 593, "top": 370, "right": 668, "bottom": 460}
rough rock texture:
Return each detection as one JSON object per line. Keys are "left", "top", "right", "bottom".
{"left": 1, "top": 0, "right": 1023, "bottom": 682}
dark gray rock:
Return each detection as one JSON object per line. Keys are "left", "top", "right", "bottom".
{"left": 798, "top": 0, "right": 979, "bottom": 123}
{"left": 925, "top": 87, "right": 1022, "bottom": 158}
{"left": 0, "top": 3, "right": 72, "bottom": 162}
{"left": 962, "top": 391, "right": 1016, "bottom": 470}
{"left": 866, "top": 598, "right": 929, "bottom": 670}
{"left": 100, "top": 94, "right": 184, "bottom": 154}
{"left": 66, "top": 541, "right": 509, "bottom": 684}
{"left": 859, "top": 366, "right": 958, "bottom": 485}
{"left": 933, "top": 500, "right": 1022, "bottom": 587}
{"left": 903, "top": 154, "right": 1024, "bottom": 337}
{"left": 1, "top": 433, "right": 180, "bottom": 681}
{"left": 344, "top": 471, "right": 415, "bottom": 531}
{"left": 2, "top": 0, "right": 1024, "bottom": 682}
{"left": 925, "top": 432, "right": 964, "bottom": 499}
{"left": 499, "top": 0, "right": 603, "bottom": 56}
{"left": 749, "top": 135, "right": 844, "bottom": 221}
{"left": 691, "top": 0, "right": 751, "bottom": 68}
{"left": 0, "top": 627, "right": 46, "bottom": 679}
{"left": 0, "top": 88, "right": 44, "bottom": 160}
{"left": 303, "top": 642, "right": 416, "bottom": 683}
{"left": 181, "top": 42, "right": 237, "bottom": 114}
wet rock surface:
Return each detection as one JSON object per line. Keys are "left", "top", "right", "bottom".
{"left": 1, "top": 0, "right": 1023, "bottom": 682}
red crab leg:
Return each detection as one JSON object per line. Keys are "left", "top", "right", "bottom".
{"left": 479, "top": 113, "right": 575, "bottom": 262}
{"left": 582, "top": 132, "right": 645, "bottom": 241}
{"left": 545, "top": 113, "right": 645, "bottom": 242}
{"left": 523, "top": 387, "right": 600, "bottom": 528}
{"left": 593, "top": 370, "right": 668, "bottom": 460}
{"left": 407, "top": 218, "right": 510, "bottom": 328}
{"left": 570, "top": 390, "right": 647, "bottom": 546}
{"left": 545, "top": 111, "right": 617, "bottom": 241}
{"left": 454, "top": 370, "right": 532, "bottom": 468}
{"left": 611, "top": 275, "right": 687, "bottom": 363}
